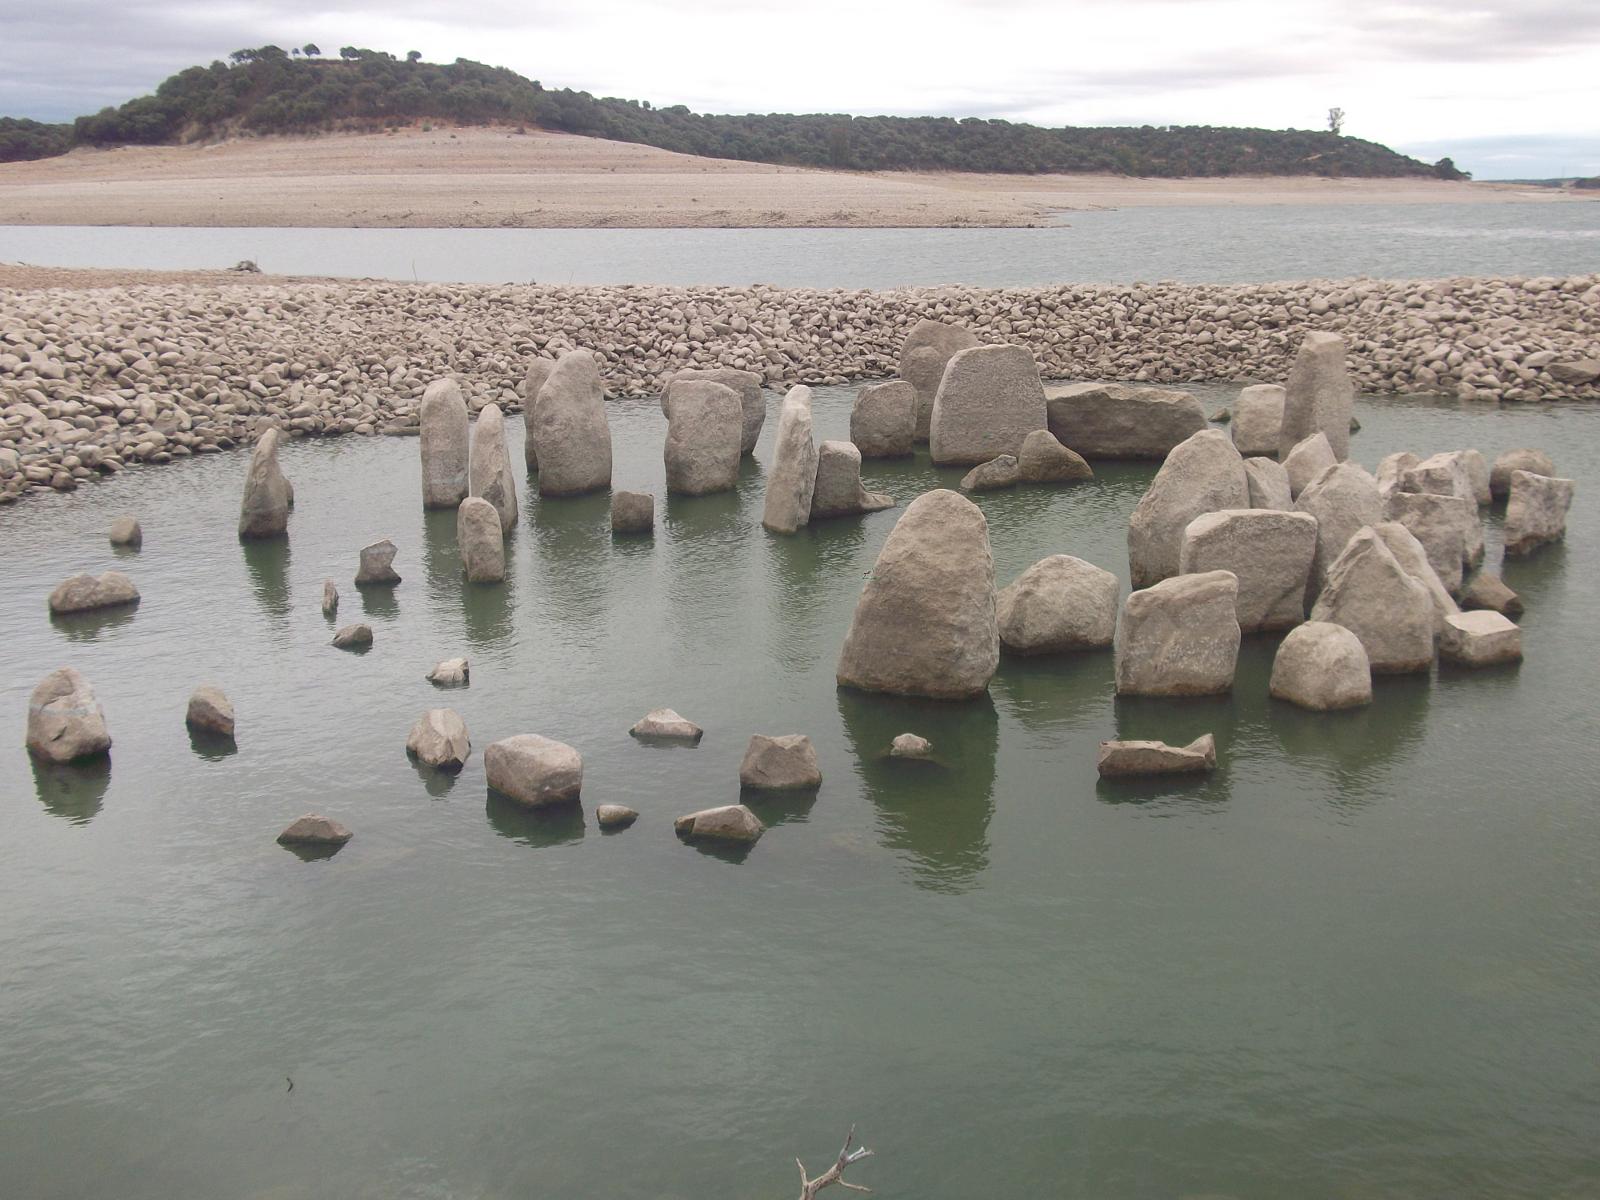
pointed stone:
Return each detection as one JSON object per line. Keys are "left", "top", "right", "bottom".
{"left": 406, "top": 708, "right": 471, "bottom": 771}
{"left": 761, "top": 385, "right": 818, "bottom": 534}
{"left": 238, "top": 427, "right": 291, "bottom": 538}
{"left": 674, "top": 804, "right": 764, "bottom": 843}
{"left": 468, "top": 402, "right": 518, "bottom": 531}
{"left": 1127, "top": 429, "right": 1249, "bottom": 589}
{"left": 1308, "top": 528, "right": 1434, "bottom": 673}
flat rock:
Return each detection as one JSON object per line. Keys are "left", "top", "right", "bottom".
{"left": 48, "top": 571, "right": 139, "bottom": 615}
{"left": 611, "top": 490, "right": 655, "bottom": 535}
{"left": 1461, "top": 572, "right": 1523, "bottom": 616}
{"left": 890, "top": 733, "right": 933, "bottom": 759}
{"left": 406, "top": 708, "right": 471, "bottom": 771}
{"left": 1243, "top": 457, "right": 1293, "bottom": 510}
{"left": 1231, "top": 384, "right": 1284, "bottom": 456}
{"left": 1489, "top": 448, "right": 1555, "bottom": 499}
{"left": 1268, "top": 621, "right": 1373, "bottom": 710}
{"left": 1440, "top": 611, "right": 1523, "bottom": 666}
{"left": 1503, "top": 470, "right": 1575, "bottom": 556}
{"left": 419, "top": 378, "right": 470, "bottom": 508}
{"left": 597, "top": 804, "right": 639, "bottom": 830}
{"left": 355, "top": 538, "right": 401, "bottom": 586}
{"left": 929, "top": 344, "right": 1048, "bottom": 466}
{"left": 332, "top": 623, "right": 373, "bottom": 650}
{"left": 1045, "top": 382, "right": 1206, "bottom": 459}
{"left": 238, "top": 427, "right": 292, "bottom": 539}
{"left": 1113, "top": 570, "right": 1241, "bottom": 696}
{"left": 457, "top": 497, "right": 506, "bottom": 583}
{"left": 1016, "top": 428, "right": 1093, "bottom": 483}
{"left": 1127, "top": 429, "right": 1249, "bottom": 588}
{"left": 664, "top": 379, "right": 742, "bottom": 495}
{"left": 739, "top": 734, "right": 822, "bottom": 789}
{"left": 484, "top": 734, "right": 583, "bottom": 807}
{"left": 186, "top": 685, "right": 235, "bottom": 737}
{"left": 276, "top": 815, "right": 352, "bottom": 846}
{"left": 468, "top": 402, "right": 519, "bottom": 531}
{"left": 1279, "top": 331, "right": 1354, "bottom": 460}
{"left": 1283, "top": 431, "right": 1337, "bottom": 499}
{"left": 534, "top": 350, "right": 613, "bottom": 496}
{"left": 996, "top": 554, "right": 1119, "bottom": 654}
{"left": 899, "top": 318, "right": 980, "bottom": 442}
{"left": 761, "top": 386, "right": 819, "bottom": 534}
{"left": 812, "top": 440, "right": 894, "bottom": 517}
{"left": 1308, "top": 528, "right": 1434, "bottom": 674}
{"left": 630, "top": 708, "right": 704, "bottom": 743}
{"left": 851, "top": 380, "right": 916, "bottom": 458}
{"left": 25, "top": 667, "right": 111, "bottom": 764}
{"left": 674, "top": 804, "right": 764, "bottom": 844}
{"left": 1179, "top": 508, "right": 1318, "bottom": 632}
{"left": 427, "top": 657, "right": 470, "bottom": 687}
{"left": 108, "top": 516, "right": 142, "bottom": 548}
{"left": 960, "top": 454, "right": 1020, "bottom": 491}
{"left": 1097, "top": 734, "right": 1217, "bottom": 778}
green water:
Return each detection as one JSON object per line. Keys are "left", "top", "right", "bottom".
{"left": 2, "top": 386, "right": 1597, "bottom": 1200}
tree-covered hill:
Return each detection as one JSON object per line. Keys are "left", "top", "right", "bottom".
{"left": 3, "top": 45, "right": 1466, "bottom": 180}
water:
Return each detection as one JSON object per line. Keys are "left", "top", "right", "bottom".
{"left": 3, "top": 387, "right": 1598, "bottom": 1200}
{"left": 3, "top": 202, "right": 1599, "bottom": 287}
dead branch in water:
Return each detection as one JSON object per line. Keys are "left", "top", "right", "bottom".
{"left": 796, "top": 1126, "right": 874, "bottom": 1199}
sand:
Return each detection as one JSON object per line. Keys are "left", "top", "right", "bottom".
{"left": 0, "top": 126, "right": 1586, "bottom": 230}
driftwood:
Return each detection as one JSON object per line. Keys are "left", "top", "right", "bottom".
{"left": 796, "top": 1126, "right": 874, "bottom": 1199}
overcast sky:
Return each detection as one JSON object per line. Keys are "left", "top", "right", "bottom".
{"left": 4, "top": 0, "right": 1598, "bottom": 178}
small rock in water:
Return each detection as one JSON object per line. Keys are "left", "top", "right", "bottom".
{"left": 321, "top": 579, "right": 339, "bottom": 617}
{"left": 960, "top": 454, "right": 1020, "bottom": 492}
{"left": 629, "top": 709, "right": 704, "bottom": 743}
{"left": 597, "top": 804, "right": 639, "bottom": 831}
{"left": 25, "top": 667, "right": 112, "bottom": 764}
{"left": 674, "top": 804, "right": 764, "bottom": 844}
{"left": 427, "top": 657, "right": 470, "bottom": 687}
{"left": 48, "top": 571, "right": 140, "bottom": 615}
{"left": 889, "top": 733, "right": 932, "bottom": 759}
{"left": 332, "top": 623, "right": 373, "bottom": 650}
{"left": 739, "top": 734, "right": 822, "bottom": 790}
{"left": 1440, "top": 611, "right": 1523, "bottom": 667}
{"left": 186, "top": 686, "right": 235, "bottom": 738}
{"left": 1268, "top": 622, "right": 1373, "bottom": 710}
{"left": 1016, "top": 429, "right": 1093, "bottom": 484}
{"left": 1096, "top": 734, "right": 1217, "bottom": 778}
{"left": 1209, "top": 408, "right": 1231, "bottom": 423}
{"left": 1461, "top": 573, "right": 1523, "bottom": 617}
{"left": 484, "top": 734, "right": 583, "bottom": 807}
{"left": 406, "top": 708, "right": 471, "bottom": 771}
{"left": 611, "top": 490, "right": 655, "bottom": 535}
{"left": 355, "top": 539, "right": 401, "bottom": 586}
{"left": 276, "top": 815, "right": 353, "bottom": 847}
{"left": 108, "top": 516, "right": 142, "bottom": 548}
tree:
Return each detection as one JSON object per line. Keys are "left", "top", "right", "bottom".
{"left": 340, "top": 46, "right": 359, "bottom": 60}
{"left": 407, "top": 50, "right": 422, "bottom": 63}
{"left": 303, "top": 44, "right": 320, "bottom": 57}
{"left": 1433, "top": 156, "right": 1469, "bottom": 181}
{"left": 1327, "top": 107, "right": 1345, "bottom": 136}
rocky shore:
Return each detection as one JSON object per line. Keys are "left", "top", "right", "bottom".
{"left": 2, "top": 272, "right": 1597, "bottom": 503}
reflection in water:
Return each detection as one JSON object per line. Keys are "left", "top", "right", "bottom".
{"left": 49, "top": 604, "right": 138, "bottom": 644}
{"left": 187, "top": 727, "right": 238, "bottom": 762}
{"left": 31, "top": 756, "right": 112, "bottom": 825}
{"left": 410, "top": 755, "right": 461, "bottom": 799}
{"left": 740, "top": 786, "right": 818, "bottom": 829}
{"left": 836, "top": 688, "right": 998, "bottom": 893}
{"left": 461, "top": 554, "right": 516, "bottom": 651}
{"left": 529, "top": 492, "right": 612, "bottom": 634}
{"left": 279, "top": 840, "right": 346, "bottom": 863}
{"left": 241, "top": 537, "right": 292, "bottom": 620}
{"left": 1266, "top": 669, "right": 1432, "bottom": 804}
{"left": 420, "top": 507, "right": 462, "bottom": 602}
{"left": 990, "top": 650, "right": 1116, "bottom": 735}
{"left": 485, "top": 792, "right": 585, "bottom": 847}
{"left": 675, "top": 832, "right": 756, "bottom": 865}
{"left": 359, "top": 583, "right": 401, "bottom": 620}
{"left": 1497, "top": 541, "right": 1566, "bottom": 612}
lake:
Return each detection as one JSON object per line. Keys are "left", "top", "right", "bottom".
{"left": 4, "top": 202, "right": 1599, "bottom": 287}
{"left": 2, "top": 383, "right": 1597, "bottom": 1199}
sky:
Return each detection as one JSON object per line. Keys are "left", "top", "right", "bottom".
{"left": 3, "top": 0, "right": 1598, "bottom": 178}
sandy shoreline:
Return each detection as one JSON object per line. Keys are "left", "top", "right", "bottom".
{"left": 0, "top": 127, "right": 1588, "bottom": 230}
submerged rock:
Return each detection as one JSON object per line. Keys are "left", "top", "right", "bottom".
{"left": 419, "top": 378, "right": 470, "bottom": 508}
{"left": 406, "top": 708, "right": 471, "bottom": 771}
{"left": 321, "top": 579, "right": 339, "bottom": 618}
{"left": 355, "top": 539, "right": 401, "bottom": 586}
{"left": 48, "top": 571, "right": 139, "bottom": 615}
{"left": 611, "top": 490, "right": 655, "bottom": 535}
{"left": 1461, "top": 572, "right": 1523, "bottom": 617}
{"left": 427, "top": 657, "right": 470, "bottom": 687}
{"left": 1097, "top": 734, "right": 1217, "bottom": 778}
{"left": 761, "top": 386, "right": 818, "bottom": 534}
{"left": 929, "top": 344, "right": 1049, "bottom": 466}
{"left": 890, "top": 733, "right": 933, "bottom": 759}
{"left": 674, "top": 804, "right": 764, "bottom": 844}
{"left": 630, "top": 709, "right": 704, "bottom": 743}
{"left": 1279, "top": 331, "right": 1354, "bottom": 461}
{"left": 332, "top": 623, "right": 373, "bottom": 650}
{"left": 851, "top": 380, "right": 916, "bottom": 458}
{"left": 185, "top": 686, "right": 235, "bottom": 738}
{"left": 484, "top": 734, "right": 583, "bottom": 807}
{"left": 739, "top": 734, "right": 822, "bottom": 789}
{"left": 1268, "top": 621, "right": 1373, "bottom": 710}
{"left": 457, "top": 497, "right": 506, "bottom": 583}
{"left": 1113, "top": 570, "right": 1241, "bottom": 696}
{"left": 468, "top": 402, "right": 519, "bottom": 531}
{"left": 899, "top": 318, "right": 980, "bottom": 442}
{"left": 597, "top": 804, "right": 639, "bottom": 830}
{"left": 25, "top": 667, "right": 111, "bottom": 764}
{"left": 108, "top": 516, "right": 142, "bottom": 548}
{"left": 996, "top": 554, "right": 1119, "bottom": 654}
{"left": 1127, "top": 429, "right": 1249, "bottom": 588}
{"left": 238, "top": 427, "right": 292, "bottom": 539}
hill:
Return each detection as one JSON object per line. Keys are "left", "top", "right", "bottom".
{"left": 4, "top": 45, "right": 1464, "bottom": 180}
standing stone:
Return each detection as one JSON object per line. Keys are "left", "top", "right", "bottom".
{"left": 186, "top": 686, "right": 235, "bottom": 738}
{"left": 669, "top": 367, "right": 765, "bottom": 454}
{"left": 1283, "top": 432, "right": 1337, "bottom": 499}
{"left": 1044, "top": 383, "right": 1206, "bottom": 459}
{"left": 1113, "top": 570, "right": 1241, "bottom": 696}
{"left": 960, "top": 455, "right": 1020, "bottom": 492}
{"left": 1295, "top": 462, "right": 1384, "bottom": 594}
{"left": 1308, "top": 528, "right": 1434, "bottom": 673}
{"left": 521, "top": 356, "right": 557, "bottom": 471}
{"left": 484, "top": 734, "right": 583, "bottom": 807}
{"left": 1231, "top": 384, "right": 1284, "bottom": 456}
{"left": 419, "top": 378, "right": 470, "bottom": 508}
{"left": 1244, "top": 458, "right": 1293, "bottom": 510}
{"left": 664, "top": 380, "right": 742, "bottom": 496}
{"left": 1097, "top": 735, "right": 1217, "bottom": 778}
{"left": 406, "top": 709, "right": 471, "bottom": 771}
{"left": 761, "top": 386, "right": 818, "bottom": 534}
{"left": 1279, "top": 331, "right": 1354, "bottom": 461}
{"left": 611, "top": 491, "right": 654, "bottom": 535}
{"left": 1373, "top": 522, "right": 1459, "bottom": 634}
{"left": 1458, "top": 450, "right": 1491, "bottom": 506}
{"left": 1127, "top": 429, "right": 1250, "bottom": 589}
{"left": 48, "top": 571, "right": 139, "bottom": 615}
{"left": 1178, "top": 509, "right": 1318, "bottom": 632}
{"left": 1376, "top": 451, "right": 1422, "bottom": 499}
{"left": 850, "top": 381, "right": 916, "bottom": 458}
{"left": 900, "top": 318, "right": 980, "bottom": 441}
{"left": 25, "top": 667, "right": 111, "bottom": 763}
{"left": 109, "top": 517, "right": 142, "bottom": 548}
{"left": 238, "top": 427, "right": 291, "bottom": 539}
{"left": 1440, "top": 611, "right": 1523, "bottom": 667}
{"left": 355, "top": 539, "right": 401, "bottom": 586}
{"left": 321, "top": 579, "right": 338, "bottom": 618}
{"left": 928, "top": 344, "right": 1049, "bottom": 466}
{"left": 1503, "top": 470, "right": 1575, "bottom": 556}
{"left": 836, "top": 489, "right": 998, "bottom": 700}
{"left": 739, "top": 734, "right": 822, "bottom": 789}
{"left": 1268, "top": 622, "right": 1373, "bottom": 710}
{"left": 1384, "top": 490, "right": 1481, "bottom": 591}
{"left": 1490, "top": 448, "right": 1555, "bottom": 499}
{"left": 468, "top": 403, "right": 519, "bottom": 532}
{"left": 1017, "top": 429, "right": 1093, "bottom": 483}
{"left": 674, "top": 805, "right": 764, "bottom": 844}
{"left": 535, "top": 350, "right": 613, "bottom": 496}
{"left": 457, "top": 497, "right": 506, "bottom": 583}
{"left": 996, "top": 555, "right": 1119, "bottom": 654}
{"left": 812, "top": 441, "right": 894, "bottom": 518}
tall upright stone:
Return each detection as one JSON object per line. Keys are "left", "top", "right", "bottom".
{"left": 1231, "top": 383, "right": 1285, "bottom": 456}
{"left": 663, "top": 379, "right": 742, "bottom": 496}
{"left": 1279, "top": 331, "right": 1354, "bottom": 461}
{"left": 238, "top": 427, "right": 292, "bottom": 539}
{"left": 1113, "top": 571, "right": 1242, "bottom": 696}
{"left": 457, "top": 496, "right": 506, "bottom": 583}
{"left": 837, "top": 489, "right": 999, "bottom": 699}
{"left": 1308, "top": 528, "right": 1435, "bottom": 673}
{"left": 928, "top": 345, "right": 1049, "bottom": 466}
{"left": 669, "top": 367, "right": 765, "bottom": 454}
{"left": 535, "top": 350, "right": 613, "bottom": 496}
{"left": 1127, "top": 429, "right": 1249, "bottom": 588}
{"left": 899, "top": 318, "right": 980, "bottom": 442}
{"left": 850, "top": 381, "right": 916, "bottom": 459}
{"left": 468, "top": 402, "right": 518, "bottom": 533}
{"left": 419, "top": 378, "right": 469, "bottom": 508}
{"left": 521, "top": 356, "right": 557, "bottom": 472}
{"left": 761, "top": 386, "right": 819, "bottom": 534}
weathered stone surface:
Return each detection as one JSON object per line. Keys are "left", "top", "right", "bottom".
{"left": 929, "top": 344, "right": 1049, "bottom": 466}
{"left": 674, "top": 804, "right": 764, "bottom": 843}
{"left": 1376, "top": 451, "right": 1422, "bottom": 499}
{"left": 1280, "top": 331, "right": 1354, "bottom": 460}
{"left": 1296, "top": 462, "right": 1384, "bottom": 593}
{"left": 468, "top": 402, "right": 519, "bottom": 532}
{"left": 1308, "top": 528, "right": 1434, "bottom": 673}
{"left": 960, "top": 454, "right": 1020, "bottom": 491}
{"left": 669, "top": 367, "right": 765, "bottom": 454}
{"left": 1113, "top": 570, "right": 1242, "bottom": 696}
{"left": 850, "top": 380, "right": 916, "bottom": 458}
{"left": 1373, "top": 522, "right": 1460, "bottom": 634}
{"left": 812, "top": 440, "right": 894, "bottom": 517}
{"left": 1490, "top": 448, "right": 1555, "bottom": 499}
{"left": 1384, "top": 490, "right": 1481, "bottom": 591}
{"left": 1127, "top": 429, "right": 1249, "bottom": 588}
{"left": 48, "top": 571, "right": 139, "bottom": 615}
{"left": 739, "top": 734, "right": 822, "bottom": 789}
{"left": 597, "top": 804, "right": 639, "bottom": 830}
{"left": 1045, "top": 383, "right": 1206, "bottom": 460}
{"left": 1461, "top": 572, "right": 1523, "bottom": 616}
{"left": 1097, "top": 734, "right": 1217, "bottom": 777}
{"left": 332, "top": 623, "right": 373, "bottom": 650}
{"left": 663, "top": 379, "right": 742, "bottom": 495}
{"left": 1244, "top": 457, "right": 1293, "bottom": 510}
{"left": 1547, "top": 357, "right": 1600, "bottom": 385}
{"left": 1503, "top": 470, "right": 1575, "bottom": 555}
{"left": 355, "top": 539, "right": 401, "bottom": 586}
{"left": 1017, "top": 429, "right": 1093, "bottom": 483}
{"left": 611, "top": 490, "right": 654, "bottom": 535}
{"left": 1179, "top": 509, "right": 1318, "bottom": 632}
{"left": 276, "top": 815, "right": 352, "bottom": 846}
{"left": 457, "top": 497, "right": 506, "bottom": 583}
{"left": 1231, "top": 384, "right": 1284, "bottom": 456}
{"left": 406, "top": 708, "right": 470, "bottom": 770}
{"left": 427, "top": 657, "right": 469, "bottom": 687}
{"left": 109, "top": 516, "right": 142, "bottom": 548}
{"left": 25, "top": 668, "right": 111, "bottom": 763}
{"left": 761, "top": 386, "right": 818, "bottom": 534}
{"left": 630, "top": 708, "right": 704, "bottom": 743}
{"left": 520, "top": 357, "right": 557, "bottom": 470}
{"left": 186, "top": 686, "right": 235, "bottom": 737}
{"left": 534, "top": 350, "right": 613, "bottom": 496}
{"left": 1440, "top": 611, "right": 1523, "bottom": 666}
{"left": 836, "top": 489, "right": 999, "bottom": 700}
{"left": 1283, "top": 432, "right": 1337, "bottom": 499}
{"left": 1401, "top": 452, "right": 1475, "bottom": 503}
{"left": 484, "top": 734, "right": 583, "bottom": 807}
{"left": 1268, "top": 621, "right": 1373, "bottom": 710}
{"left": 419, "top": 378, "right": 470, "bottom": 507}
{"left": 1458, "top": 449, "right": 1491, "bottom": 506}
{"left": 996, "top": 554, "right": 1119, "bottom": 654}
{"left": 899, "top": 318, "right": 980, "bottom": 441}
{"left": 238, "top": 427, "right": 291, "bottom": 538}
{"left": 890, "top": 733, "right": 932, "bottom": 759}
{"left": 321, "top": 579, "right": 338, "bottom": 617}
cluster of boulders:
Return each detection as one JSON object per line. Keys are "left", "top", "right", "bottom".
{"left": 3, "top": 272, "right": 1597, "bottom": 503}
